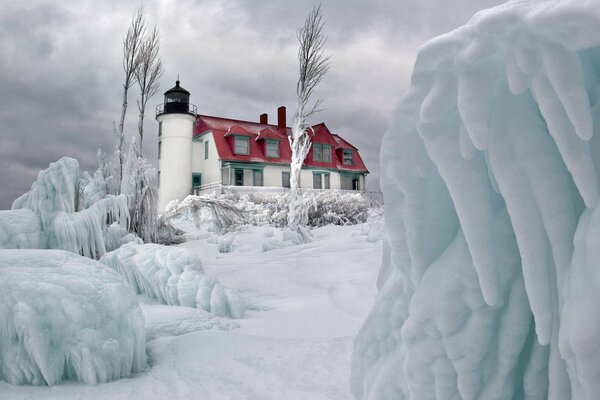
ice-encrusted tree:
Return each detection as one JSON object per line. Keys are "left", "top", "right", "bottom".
{"left": 287, "top": 5, "right": 330, "bottom": 240}
{"left": 134, "top": 25, "right": 163, "bottom": 149}
{"left": 115, "top": 5, "right": 147, "bottom": 193}
{"left": 120, "top": 137, "right": 158, "bottom": 243}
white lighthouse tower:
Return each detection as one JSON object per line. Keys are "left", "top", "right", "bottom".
{"left": 155, "top": 80, "right": 197, "bottom": 211}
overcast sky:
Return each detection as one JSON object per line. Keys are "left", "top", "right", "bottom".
{"left": 0, "top": 0, "right": 505, "bottom": 209}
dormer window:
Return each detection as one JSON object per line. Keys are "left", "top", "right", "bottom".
{"left": 234, "top": 136, "right": 250, "bottom": 155}
{"left": 343, "top": 149, "right": 353, "bottom": 165}
{"left": 313, "top": 144, "right": 322, "bottom": 162}
{"left": 323, "top": 145, "right": 331, "bottom": 162}
{"left": 266, "top": 140, "right": 279, "bottom": 158}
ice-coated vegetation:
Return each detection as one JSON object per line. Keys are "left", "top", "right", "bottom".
{"left": 100, "top": 243, "right": 245, "bottom": 318}
{"left": 0, "top": 250, "right": 146, "bottom": 386}
{"left": 1, "top": 157, "right": 129, "bottom": 258}
{"left": 167, "top": 190, "right": 369, "bottom": 234}
{"left": 352, "top": 1, "right": 600, "bottom": 399}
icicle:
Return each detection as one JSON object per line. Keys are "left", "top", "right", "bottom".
{"left": 456, "top": 66, "right": 495, "bottom": 150}
{"left": 539, "top": 42, "right": 593, "bottom": 141}
{"left": 506, "top": 45, "right": 529, "bottom": 95}
{"left": 530, "top": 71, "right": 599, "bottom": 208}
{"left": 418, "top": 118, "right": 500, "bottom": 306}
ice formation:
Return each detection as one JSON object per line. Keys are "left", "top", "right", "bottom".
{"left": 352, "top": 1, "right": 600, "bottom": 399}
{"left": 100, "top": 243, "right": 245, "bottom": 318}
{"left": 0, "top": 250, "right": 146, "bottom": 386}
{"left": 1, "top": 157, "right": 129, "bottom": 258}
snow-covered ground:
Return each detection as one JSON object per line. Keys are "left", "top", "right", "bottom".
{"left": 0, "top": 221, "right": 381, "bottom": 399}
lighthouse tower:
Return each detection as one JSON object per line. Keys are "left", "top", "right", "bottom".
{"left": 155, "top": 80, "right": 197, "bottom": 211}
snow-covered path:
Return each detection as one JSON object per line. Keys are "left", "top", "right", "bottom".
{"left": 1, "top": 222, "right": 381, "bottom": 400}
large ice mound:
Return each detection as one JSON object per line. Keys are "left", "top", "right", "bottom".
{"left": 352, "top": 1, "right": 600, "bottom": 399}
{"left": 0, "top": 250, "right": 146, "bottom": 386}
{"left": 100, "top": 243, "right": 245, "bottom": 319}
{"left": 1, "top": 157, "right": 129, "bottom": 258}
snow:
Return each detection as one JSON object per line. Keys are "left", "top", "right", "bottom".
{"left": 352, "top": 1, "right": 600, "bottom": 399}
{"left": 0, "top": 250, "right": 146, "bottom": 386}
{"left": 1, "top": 220, "right": 381, "bottom": 398}
{"left": 99, "top": 243, "right": 245, "bottom": 319}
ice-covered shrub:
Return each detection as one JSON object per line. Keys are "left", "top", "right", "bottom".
{"left": 172, "top": 190, "right": 369, "bottom": 231}
{"left": 100, "top": 243, "right": 245, "bottom": 318}
{"left": 0, "top": 209, "right": 45, "bottom": 249}
{"left": 0, "top": 250, "right": 146, "bottom": 386}
{"left": 2, "top": 157, "right": 130, "bottom": 258}
{"left": 306, "top": 192, "right": 368, "bottom": 226}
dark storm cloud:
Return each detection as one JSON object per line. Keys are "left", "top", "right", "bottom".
{"left": 0, "top": 0, "right": 505, "bottom": 208}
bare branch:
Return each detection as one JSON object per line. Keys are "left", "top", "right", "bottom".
{"left": 294, "top": 5, "right": 331, "bottom": 128}
{"left": 116, "top": 5, "right": 147, "bottom": 193}
{"left": 135, "top": 26, "right": 164, "bottom": 149}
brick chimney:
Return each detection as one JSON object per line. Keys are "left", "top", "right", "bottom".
{"left": 260, "top": 113, "right": 268, "bottom": 124}
{"left": 277, "top": 106, "right": 286, "bottom": 129}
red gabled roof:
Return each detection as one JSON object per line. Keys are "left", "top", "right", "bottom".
{"left": 256, "top": 127, "right": 287, "bottom": 141}
{"left": 194, "top": 114, "right": 368, "bottom": 173}
{"left": 224, "top": 124, "right": 254, "bottom": 137}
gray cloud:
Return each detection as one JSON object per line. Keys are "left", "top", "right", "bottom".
{"left": 0, "top": 0, "right": 505, "bottom": 208}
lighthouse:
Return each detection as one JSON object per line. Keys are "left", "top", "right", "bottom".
{"left": 155, "top": 80, "right": 197, "bottom": 211}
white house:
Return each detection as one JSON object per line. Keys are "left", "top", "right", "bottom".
{"left": 156, "top": 80, "right": 369, "bottom": 211}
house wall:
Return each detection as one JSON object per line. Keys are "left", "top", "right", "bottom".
{"left": 192, "top": 132, "right": 221, "bottom": 186}
{"left": 264, "top": 165, "right": 290, "bottom": 187}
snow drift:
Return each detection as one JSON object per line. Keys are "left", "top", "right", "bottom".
{"left": 100, "top": 243, "right": 245, "bottom": 318}
{"left": 0, "top": 250, "right": 146, "bottom": 386}
{"left": 1, "top": 157, "right": 129, "bottom": 258}
{"left": 352, "top": 1, "right": 600, "bottom": 399}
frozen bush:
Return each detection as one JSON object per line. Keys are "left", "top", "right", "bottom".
{"left": 100, "top": 243, "right": 245, "bottom": 318}
{"left": 2, "top": 157, "right": 129, "bottom": 259}
{"left": 172, "top": 190, "right": 369, "bottom": 230}
{"left": 0, "top": 250, "right": 146, "bottom": 386}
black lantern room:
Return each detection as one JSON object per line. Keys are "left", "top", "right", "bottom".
{"left": 156, "top": 80, "right": 197, "bottom": 116}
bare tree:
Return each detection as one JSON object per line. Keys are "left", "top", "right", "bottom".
{"left": 288, "top": 5, "right": 331, "bottom": 240}
{"left": 135, "top": 26, "right": 163, "bottom": 150}
{"left": 115, "top": 5, "right": 147, "bottom": 193}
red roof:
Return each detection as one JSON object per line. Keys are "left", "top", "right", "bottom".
{"left": 194, "top": 114, "right": 368, "bottom": 173}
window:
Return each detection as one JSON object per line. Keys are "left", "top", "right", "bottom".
{"left": 192, "top": 174, "right": 201, "bottom": 189}
{"left": 234, "top": 136, "right": 249, "bottom": 155}
{"left": 234, "top": 169, "right": 244, "bottom": 186}
{"left": 158, "top": 141, "right": 161, "bottom": 159}
{"left": 343, "top": 149, "right": 353, "bottom": 165}
{"left": 253, "top": 170, "right": 263, "bottom": 186}
{"left": 158, "top": 121, "right": 162, "bottom": 137}
{"left": 313, "top": 144, "right": 322, "bottom": 162}
{"left": 324, "top": 174, "right": 330, "bottom": 189}
{"left": 266, "top": 140, "right": 279, "bottom": 158}
{"left": 282, "top": 171, "right": 291, "bottom": 188}
{"left": 204, "top": 141, "right": 209, "bottom": 159}
{"left": 313, "top": 173, "right": 322, "bottom": 189}
{"left": 323, "top": 145, "right": 331, "bottom": 162}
